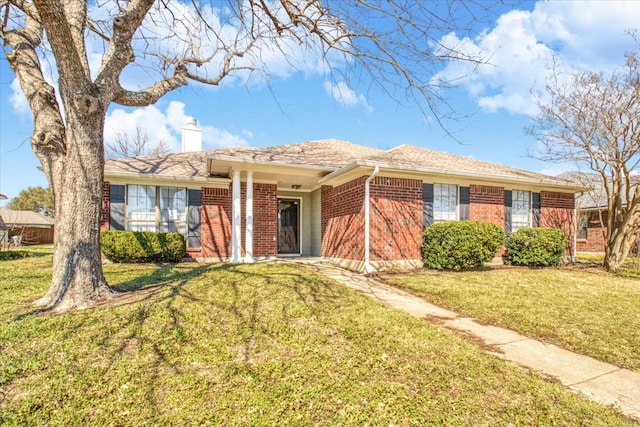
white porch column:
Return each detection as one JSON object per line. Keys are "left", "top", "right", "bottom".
{"left": 231, "top": 170, "right": 242, "bottom": 262}
{"left": 245, "top": 171, "right": 254, "bottom": 262}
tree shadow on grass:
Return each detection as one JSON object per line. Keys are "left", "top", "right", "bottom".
{"left": 2, "top": 260, "right": 348, "bottom": 424}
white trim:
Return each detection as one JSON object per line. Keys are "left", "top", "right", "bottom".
{"left": 106, "top": 172, "right": 230, "bottom": 189}
{"left": 231, "top": 170, "right": 242, "bottom": 262}
{"left": 245, "top": 171, "right": 254, "bottom": 263}
{"left": 364, "top": 166, "right": 380, "bottom": 274}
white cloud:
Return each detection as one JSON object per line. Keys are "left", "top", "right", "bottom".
{"left": 9, "top": 79, "right": 29, "bottom": 114}
{"left": 433, "top": 1, "right": 640, "bottom": 116}
{"left": 323, "top": 81, "right": 372, "bottom": 112}
{"left": 104, "top": 101, "right": 249, "bottom": 151}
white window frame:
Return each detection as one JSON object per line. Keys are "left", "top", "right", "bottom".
{"left": 512, "top": 190, "right": 531, "bottom": 231}
{"left": 126, "top": 185, "right": 188, "bottom": 234}
{"left": 433, "top": 183, "right": 458, "bottom": 222}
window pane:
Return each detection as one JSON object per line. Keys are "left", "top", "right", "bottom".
{"left": 512, "top": 190, "right": 530, "bottom": 231}
{"left": 127, "top": 185, "right": 156, "bottom": 228}
{"left": 577, "top": 213, "right": 588, "bottom": 239}
{"left": 159, "top": 187, "right": 187, "bottom": 222}
{"left": 434, "top": 184, "right": 457, "bottom": 221}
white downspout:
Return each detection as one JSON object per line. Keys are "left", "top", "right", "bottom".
{"left": 364, "top": 166, "right": 380, "bottom": 274}
{"left": 245, "top": 171, "right": 254, "bottom": 263}
{"left": 231, "top": 170, "right": 241, "bottom": 262}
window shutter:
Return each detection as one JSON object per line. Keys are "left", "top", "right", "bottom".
{"left": 187, "top": 189, "right": 202, "bottom": 248}
{"left": 504, "top": 190, "right": 512, "bottom": 236}
{"left": 423, "top": 183, "right": 434, "bottom": 228}
{"left": 459, "top": 186, "right": 470, "bottom": 221}
{"left": 109, "top": 184, "right": 125, "bottom": 230}
{"left": 532, "top": 192, "right": 541, "bottom": 227}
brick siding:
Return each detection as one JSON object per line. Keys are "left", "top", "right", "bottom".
{"left": 540, "top": 191, "right": 576, "bottom": 254}
{"left": 577, "top": 210, "right": 607, "bottom": 252}
{"left": 369, "top": 177, "right": 423, "bottom": 261}
{"left": 469, "top": 184, "right": 505, "bottom": 225}
{"left": 321, "top": 179, "right": 366, "bottom": 260}
{"left": 321, "top": 176, "right": 423, "bottom": 262}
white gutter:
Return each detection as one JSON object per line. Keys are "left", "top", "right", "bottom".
{"left": 364, "top": 166, "right": 380, "bottom": 274}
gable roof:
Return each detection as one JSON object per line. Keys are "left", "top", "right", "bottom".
{"left": 105, "top": 139, "right": 582, "bottom": 192}
{"left": 559, "top": 171, "right": 640, "bottom": 209}
{"left": 209, "top": 139, "right": 383, "bottom": 170}
{"left": 0, "top": 208, "right": 55, "bottom": 227}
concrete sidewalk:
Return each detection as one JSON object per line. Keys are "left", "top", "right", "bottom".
{"left": 300, "top": 260, "right": 640, "bottom": 420}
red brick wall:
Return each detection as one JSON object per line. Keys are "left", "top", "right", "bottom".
{"left": 248, "top": 183, "right": 278, "bottom": 257}
{"left": 100, "top": 182, "right": 110, "bottom": 231}
{"left": 369, "top": 177, "right": 423, "bottom": 261}
{"left": 540, "top": 191, "right": 576, "bottom": 254}
{"left": 577, "top": 210, "right": 607, "bottom": 252}
{"left": 321, "top": 176, "right": 423, "bottom": 262}
{"left": 469, "top": 185, "right": 504, "bottom": 225}
{"left": 200, "top": 187, "right": 232, "bottom": 259}
{"left": 321, "top": 179, "right": 366, "bottom": 260}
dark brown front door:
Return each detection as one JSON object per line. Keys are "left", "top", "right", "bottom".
{"left": 278, "top": 199, "right": 299, "bottom": 254}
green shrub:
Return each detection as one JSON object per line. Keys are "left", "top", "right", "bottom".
{"left": 0, "top": 250, "right": 32, "bottom": 261}
{"left": 423, "top": 221, "right": 505, "bottom": 270}
{"left": 101, "top": 230, "right": 186, "bottom": 263}
{"left": 505, "top": 227, "right": 568, "bottom": 267}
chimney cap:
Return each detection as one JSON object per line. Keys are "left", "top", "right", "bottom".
{"left": 186, "top": 117, "right": 197, "bottom": 126}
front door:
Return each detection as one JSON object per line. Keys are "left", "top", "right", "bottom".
{"left": 278, "top": 199, "right": 300, "bottom": 255}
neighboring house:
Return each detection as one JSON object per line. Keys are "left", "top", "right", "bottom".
{"left": 0, "top": 193, "right": 6, "bottom": 246}
{"left": 0, "top": 207, "right": 55, "bottom": 244}
{"left": 561, "top": 172, "right": 639, "bottom": 253}
{"left": 103, "top": 123, "right": 582, "bottom": 272}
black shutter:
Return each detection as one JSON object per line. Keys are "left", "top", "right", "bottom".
{"left": 532, "top": 192, "right": 541, "bottom": 227}
{"left": 109, "top": 184, "right": 125, "bottom": 230}
{"left": 187, "top": 189, "right": 202, "bottom": 248}
{"left": 504, "top": 190, "right": 512, "bottom": 236}
{"left": 423, "top": 183, "right": 434, "bottom": 228}
{"left": 459, "top": 186, "right": 470, "bottom": 221}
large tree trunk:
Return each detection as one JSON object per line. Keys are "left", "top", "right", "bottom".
{"left": 603, "top": 213, "right": 635, "bottom": 271}
{"left": 35, "top": 112, "right": 114, "bottom": 312}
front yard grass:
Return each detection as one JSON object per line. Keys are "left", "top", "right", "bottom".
{"left": 381, "top": 259, "right": 640, "bottom": 371}
{"left": 0, "top": 248, "right": 636, "bottom": 425}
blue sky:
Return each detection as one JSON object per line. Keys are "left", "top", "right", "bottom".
{"left": 1, "top": 0, "right": 639, "bottom": 204}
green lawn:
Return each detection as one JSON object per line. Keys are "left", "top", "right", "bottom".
{"left": 381, "top": 260, "right": 640, "bottom": 371}
{"left": 0, "top": 248, "right": 636, "bottom": 425}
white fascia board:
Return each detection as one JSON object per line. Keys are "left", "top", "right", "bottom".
{"left": 105, "top": 171, "right": 231, "bottom": 189}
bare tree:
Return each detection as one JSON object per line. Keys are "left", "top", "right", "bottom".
{"left": 105, "top": 125, "right": 170, "bottom": 158}
{"left": 527, "top": 52, "right": 640, "bottom": 271}
{"left": 1, "top": 0, "right": 497, "bottom": 312}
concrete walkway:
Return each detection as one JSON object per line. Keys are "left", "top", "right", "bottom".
{"left": 299, "top": 260, "right": 640, "bottom": 420}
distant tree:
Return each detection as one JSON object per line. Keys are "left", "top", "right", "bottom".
{"left": 105, "top": 125, "right": 171, "bottom": 159}
{"left": 527, "top": 52, "right": 640, "bottom": 271}
{"left": 2, "top": 0, "right": 498, "bottom": 312}
{"left": 8, "top": 187, "right": 54, "bottom": 218}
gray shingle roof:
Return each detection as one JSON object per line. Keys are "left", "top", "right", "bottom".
{"left": 360, "top": 145, "right": 577, "bottom": 187}
{"left": 105, "top": 139, "right": 579, "bottom": 190}
{"left": 559, "top": 171, "right": 640, "bottom": 209}
{"left": 0, "top": 208, "right": 54, "bottom": 226}
{"left": 209, "top": 139, "right": 383, "bottom": 169}
{"left": 105, "top": 150, "right": 212, "bottom": 178}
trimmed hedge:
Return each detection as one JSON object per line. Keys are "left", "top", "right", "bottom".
{"left": 101, "top": 230, "right": 186, "bottom": 263}
{"left": 423, "top": 221, "right": 505, "bottom": 270}
{"left": 504, "top": 227, "right": 568, "bottom": 267}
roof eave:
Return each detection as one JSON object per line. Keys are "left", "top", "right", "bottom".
{"left": 105, "top": 171, "right": 231, "bottom": 188}
{"left": 319, "top": 160, "right": 587, "bottom": 192}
